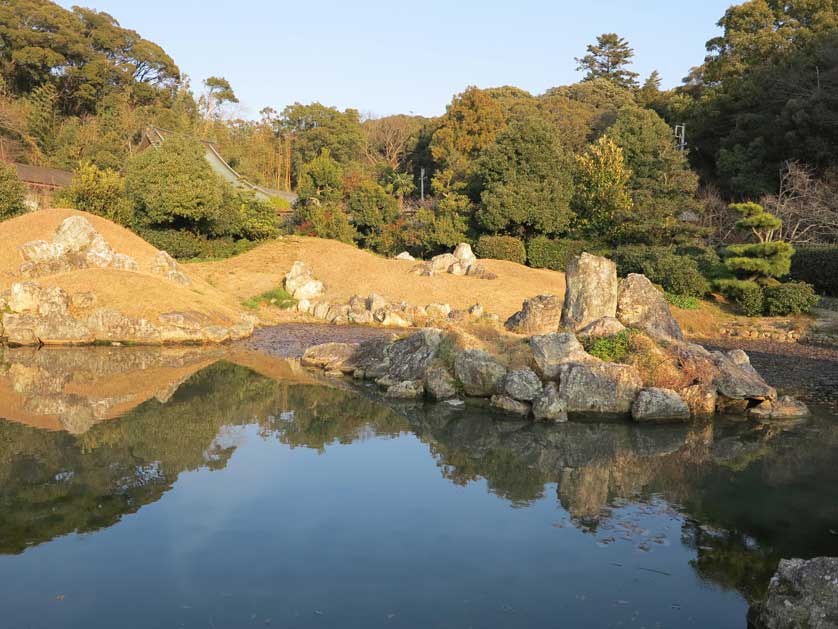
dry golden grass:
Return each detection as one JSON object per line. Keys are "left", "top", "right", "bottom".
{"left": 189, "top": 236, "right": 567, "bottom": 320}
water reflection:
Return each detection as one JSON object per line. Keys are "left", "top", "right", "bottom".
{"left": 0, "top": 345, "right": 836, "bottom": 612}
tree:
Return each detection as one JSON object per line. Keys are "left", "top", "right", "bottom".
{"left": 576, "top": 33, "right": 639, "bottom": 88}
{"left": 296, "top": 149, "right": 344, "bottom": 205}
{"left": 125, "top": 134, "right": 227, "bottom": 231}
{"left": 58, "top": 162, "right": 132, "bottom": 225}
{"left": 345, "top": 179, "right": 400, "bottom": 253}
{"left": 724, "top": 202, "right": 794, "bottom": 281}
{"left": 761, "top": 161, "right": 838, "bottom": 244}
{"left": 362, "top": 115, "right": 421, "bottom": 170}
{"left": 475, "top": 113, "right": 575, "bottom": 238}
{"left": 573, "top": 136, "right": 633, "bottom": 239}
{"left": 604, "top": 106, "right": 701, "bottom": 243}
{"left": 0, "top": 162, "right": 26, "bottom": 219}
{"left": 199, "top": 77, "right": 238, "bottom": 120}
{"left": 638, "top": 71, "right": 663, "bottom": 107}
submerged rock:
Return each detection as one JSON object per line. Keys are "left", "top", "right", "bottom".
{"left": 560, "top": 253, "right": 619, "bottom": 331}
{"left": 616, "top": 274, "right": 683, "bottom": 341}
{"left": 748, "top": 557, "right": 838, "bottom": 629}
{"left": 749, "top": 396, "right": 810, "bottom": 421}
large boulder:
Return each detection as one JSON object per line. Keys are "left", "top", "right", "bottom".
{"left": 748, "top": 557, "right": 838, "bottom": 629}
{"left": 631, "top": 388, "right": 691, "bottom": 422}
{"left": 424, "top": 364, "right": 459, "bottom": 400}
{"left": 454, "top": 350, "right": 507, "bottom": 397}
{"left": 453, "top": 243, "right": 477, "bottom": 267}
{"left": 429, "top": 253, "right": 457, "bottom": 273}
{"left": 502, "top": 368, "right": 543, "bottom": 402}
{"left": 53, "top": 215, "right": 98, "bottom": 253}
{"left": 504, "top": 294, "right": 563, "bottom": 335}
{"left": 301, "top": 342, "right": 359, "bottom": 373}
{"left": 387, "top": 329, "right": 442, "bottom": 382}
{"left": 712, "top": 350, "right": 777, "bottom": 401}
{"left": 560, "top": 253, "right": 618, "bottom": 331}
{"left": 616, "top": 274, "right": 683, "bottom": 341}
{"left": 530, "top": 332, "right": 598, "bottom": 380}
{"left": 283, "top": 261, "right": 323, "bottom": 300}
{"left": 558, "top": 362, "right": 642, "bottom": 416}
{"left": 679, "top": 383, "right": 718, "bottom": 418}
{"left": 532, "top": 382, "right": 567, "bottom": 422}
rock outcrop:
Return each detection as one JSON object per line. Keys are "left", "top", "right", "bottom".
{"left": 616, "top": 274, "right": 683, "bottom": 341}
{"left": 748, "top": 557, "right": 838, "bottom": 629}
{"left": 504, "top": 294, "right": 563, "bottom": 335}
{"left": 561, "top": 253, "right": 619, "bottom": 331}
{"left": 284, "top": 261, "right": 324, "bottom": 300}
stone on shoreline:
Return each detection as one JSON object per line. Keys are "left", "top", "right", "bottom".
{"left": 530, "top": 332, "right": 598, "bottom": 380}
{"left": 631, "top": 388, "right": 691, "bottom": 422}
{"left": 490, "top": 394, "right": 531, "bottom": 416}
{"left": 617, "top": 274, "right": 683, "bottom": 341}
{"left": 504, "top": 294, "right": 563, "bottom": 335}
{"left": 502, "top": 368, "right": 543, "bottom": 402}
{"left": 532, "top": 382, "right": 567, "bottom": 422}
{"left": 454, "top": 350, "right": 506, "bottom": 397}
{"left": 748, "top": 396, "right": 810, "bottom": 421}
{"left": 560, "top": 253, "right": 618, "bottom": 331}
{"left": 559, "top": 362, "right": 642, "bottom": 416}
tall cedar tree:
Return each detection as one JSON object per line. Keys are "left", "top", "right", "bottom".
{"left": 575, "top": 34, "right": 639, "bottom": 89}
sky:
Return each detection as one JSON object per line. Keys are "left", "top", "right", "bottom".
{"left": 56, "top": 0, "right": 733, "bottom": 119}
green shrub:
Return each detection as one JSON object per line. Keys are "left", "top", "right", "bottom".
{"left": 676, "top": 244, "right": 726, "bottom": 279}
{"left": 582, "top": 329, "right": 635, "bottom": 362}
{"left": 527, "top": 236, "right": 589, "bottom": 271}
{"left": 665, "top": 293, "right": 700, "bottom": 309}
{"left": 139, "top": 228, "right": 256, "bottom": 260}
{"left": 790, "top": 246, "right": 838, "bottom": 297}
{"left": 611, "top": 246, "right": 710, "bottom": 297}
{"left": 475, "top": 235, "right": 526, "bottom": 264}
{"left": 717, "top": 279, "right": 765, "bottom": 317}
{"left": 57, "top": 162, "right": 132, "bottom": 225}
{"left": 243, "top": 287, "right": 296, "bottom": 310}
{"left": 0, "top": 162, "right": 27, "bottom": 220}
{"left": 763, "top": 281, "right": 820, "bottom": 316}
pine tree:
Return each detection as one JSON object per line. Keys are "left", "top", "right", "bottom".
{"left": 724, "top": 202, "right": 794, "bottom": 282}
{"left": 575, "top": 34, "right": 639, "bottom": 89}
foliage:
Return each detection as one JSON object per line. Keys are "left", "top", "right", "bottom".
{"left": 576, "top": 33, "right": 639, "bottom": 89}
{"left": 475, "top": 112, "right": 574, "bottom": 238}
{"left": 138, "top": 228, "right": 256, "bottom": 260}
{"left": 57, "top": 162, "right": 132, "bottom": 225}
{"left": 724, "top": 202, "right": 794, "bottom": 282}
{"left": 716, "top": 279, "right": 765, "bottom": 317}
{"left": 292, "top": 202, "right": 357, "bottom": 244}
{"left": 242, "top": 287, "right": 296, "bottom": 310}
{"left": 763, "top": 281, "right": 820, "bottom": 316}
{"left": 573, "top": 136, "right": 633, "bottom": 239}
{"left": 611, "top": 246, "right": 710, "bottom": 297}
{"left": 296, "top": 149, "right": 343, "bottom": 205}
{"left": 475, "top": 235, "right": 526, "bottom": 264}
{"left": 527, "top": 236, "right": 589, "bottom": 271}
{"left": 345, "top": 178, "right": 400, "bottom": 253}
{"left": 125, "top": 134, "right": 227, "bottom": 231}
{"left": 665, "top": 293, "right": 700, "bottom": 310}
{"left": 0, "top": 162, "right": 27, "bottom": 219}
{"left": 408, "top": 194, "right": 472, "bottom": 255}
{"left": 790, "top": 246, "right": 838, "bottom": 297}
{"left": 582, "top": 329, "right": 636, "bottom": 362}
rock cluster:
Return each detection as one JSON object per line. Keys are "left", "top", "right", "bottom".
{"left": 283, "top": 261, "right": 324, "bottom": 300}
{"left": 300, "top": 251, "right": 807, "bottom": 424}
{"left": 0, "top": 280, "right": 256, "bottom": 346}
{"left": 410, "top": 243, "right": 496, "bottom": 280}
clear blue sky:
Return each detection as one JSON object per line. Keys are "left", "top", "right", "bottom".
{"left": 58, "top": 0, "right": 732, "bottom": 118}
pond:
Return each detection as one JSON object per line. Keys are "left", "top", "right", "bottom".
{"left": 0, "top": 345, "right": 837, "bottom": 628}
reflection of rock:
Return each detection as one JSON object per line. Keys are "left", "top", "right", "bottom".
{"left": 749, "top": 557, "right": 838, "bottom": 629}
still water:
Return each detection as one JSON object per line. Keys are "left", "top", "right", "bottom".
{"left": 0, "top": 346, "right": 836, "bottom": 628}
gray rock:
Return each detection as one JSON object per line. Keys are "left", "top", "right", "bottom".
{"left": 502, "top": 367, "right": 543, "bottom": 401}
{"left": 380, "top": 311, "right": 412, "bottom": 328}
{"left": 301, "top": 342, "right": 359, "bottom": 373}
{"left": 387, "top": 328, "right": 442, "bottom": 382}
{"left": 490, "top": 394, "right": 531, "bottom": 416}
{"left": 283, "top": 261, "right": 322, "bottom": 299}
{"left": 85, "top": 309, "right": 160, "bottom": 343}
{"left": 679, "top": 383, "right": 718, "bottom": 417}
{"left": 616, "top": 274, "right": 683, "bottom": 341}
{"left": 7, "top": 282, "right": 42, "bottom": 313}
{"left": 712, "top": 350, "right": 777, "bottom": 401}
{"left": 532, "top": 382, "right": 568, "bottom": 422}
{"left": 749, "top": 557, "right": 838, "bottom": 629}
{"left": 452, "top": 243, "right": 477, "bottom": 267}
{"left": 151, "top": 251, "right": 191, "bottom": 285}
{"left": 504, "top": 294, "right": 563, "bottom": 335}
{"left": 559, "top": 362, "right": 642, "bottom": 416}
{"left": 560, "top": 253, "right": 619, "bottom": 331}
{"left": 430, "top": 253, "right": 457, "bottom": 273}
{"left": 749, "top": 396, "right": 810, "bottom": 421}
{"left": 386, "top": 380, "right": 425, "bottom": 399}
{"left": 425, "top": 303, "right": 452, "bottom": 319}
{"left": 578, "top": 316, "right": 626, "bottom": 338}
{"left": 53, "top": 216, "right": 98, "bottom": 253}
{"left": 468, "top": 303, "right": 485, "bottom": 318}
{"left": 631, "top": 388, "right": 691, "bottom": 422}
{"left": 454, "top": 350, "right": 507, "bottom": 397}
{"left": 530, "top": 332, "right": 598, "bottom": 380}
{"left": 366, "top": 293, "right": 388, "bottom": 312}
{"left": 394, "top": 251, "right": 415, "bottom": 261}
{"left": 424, "top": 364, "right": 459, "bottom": 400}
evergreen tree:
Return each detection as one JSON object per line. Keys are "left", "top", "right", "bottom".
{"left": 0, "top": 162, "right": 27, "bottom": 219}
{"left": 724, "top": 202, "right": 794, "bottom": 282}
{"left": 575, "top": 33, "right": 639, "bottom": 89}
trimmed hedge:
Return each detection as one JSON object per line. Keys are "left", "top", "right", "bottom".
{"left": 717, "top": 279, "right": 765, "bottom": 317}
{"left": 790, "top": 246, "right": 838, "bottom": 296}
{"left": 139, "top": 228, "right": 257, "bottom": 260}
{"left": 475, "top": 235, "right": 526, "bottom": 264}
{"left": 611, "top": 246, "right": 710, "bottom": 298}
{"left": 763, "top": 281, "right": 820, "bottom": 316}
{"left": 527, "top": 236, "right": 589, "bottom": 271}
